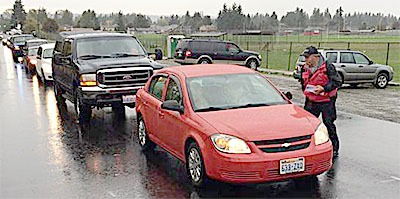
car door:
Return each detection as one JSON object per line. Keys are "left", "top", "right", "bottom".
{"left": 61, "top": 40, "right": 75, "bottom": 97}
{"left": 142, "top": 74, "right": 168, "bottom": 140}
{"left": 35, "top": 47, "right": 43, "bottom": 77}
{"left": 158, "top": 75, "right": 188, "bottom": 157}
{"left": 211, "top": 42, "right": 231, "bottom": 64}
{"left": 227, "top": 43, "right": 246, "bottom": 65}
{"left": 339, "top": 52, "right": 358, "bottom": 81}
{"left": 353, "top": 52, "right": 378, "bottom": 80}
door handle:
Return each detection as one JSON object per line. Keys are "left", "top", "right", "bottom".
{"left": 358, "top": 65, "right": 364, "bottom": 67}
{"left": 158, "top": 110, "right": 165, "bottom": 118}
{"left": 340, "top": 65, "right": 346, "bottom": 67}
{"left": 143, "top": 101, "right": 148, "bottom": 106}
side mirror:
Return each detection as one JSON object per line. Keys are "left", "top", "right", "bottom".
{"left": 369, "top": 60, "right": 374, "bottom": 65}
{"left": 61, "top": 56, "right": 72, "bottom": 65}
{"left": 161, "top": 100, "right": 184, "bottom": 114}
{"left": 36, "top": 55, "right": 41, "bottom": 60}
{"left": 284, "top": 91, "right": 293, "bottom": 100}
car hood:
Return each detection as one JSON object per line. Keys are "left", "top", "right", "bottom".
{"left": 243, "top": 50, "right": 259, "bottom": 55}
{"left": 196, "top": 104, "right": 319, "bottom": 141}
{"left": 77, "top": 56, "right": 161, "bottom": 73}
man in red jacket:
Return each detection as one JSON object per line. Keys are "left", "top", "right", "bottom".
{"left": 300, "top": 46, "right": 342, "bottom": 157}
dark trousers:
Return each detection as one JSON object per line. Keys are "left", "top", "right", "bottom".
{"left": 304, "top": 96, "right": 339, "bottom": 152}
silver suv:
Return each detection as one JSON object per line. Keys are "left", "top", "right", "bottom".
{"left": 293, "top": 49, "right": 394, "bottom": 89}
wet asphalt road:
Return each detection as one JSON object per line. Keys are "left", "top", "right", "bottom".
{"left": 1, "top": 45, "right": 399, "bottom": 198}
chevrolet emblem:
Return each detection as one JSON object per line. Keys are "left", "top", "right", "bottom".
{"left": 281, "top": 143, "right": 291, "bottom": 148}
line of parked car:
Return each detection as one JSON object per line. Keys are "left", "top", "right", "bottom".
{"left": 2, "top": 33, "right": 55, "bottom": 84}
{"left": 2, "top": 31, "right": 334, "bottom": 188}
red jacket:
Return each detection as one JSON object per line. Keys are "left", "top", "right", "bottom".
{"left": 302, "top": 62, "right": 338, "bottom": 102}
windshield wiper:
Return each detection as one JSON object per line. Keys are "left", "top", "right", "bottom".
{"left": 78, "top": 54, "right": 111, "bottom": 60}
{"left": 195, "top": 106, "right": 228, "bottom": 112}
{"left": 110, "top": 53, "right": 144, "bottom": 58}
{"left": 228, "top": 103, "right": 271, "bottom": 110}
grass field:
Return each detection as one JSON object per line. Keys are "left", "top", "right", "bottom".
{"left": 136, "top": 33, "right": 400, "bottom": 82}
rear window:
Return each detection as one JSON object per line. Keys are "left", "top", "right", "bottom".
{"left": 176, "top": 40, "right": 189, "bottom": 50}
{"left": 190, "top": 41, "right": 211, "bottom": 51}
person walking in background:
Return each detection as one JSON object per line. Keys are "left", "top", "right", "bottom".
{"left": 300, "top": 46, "right": 342, "bottom": 158}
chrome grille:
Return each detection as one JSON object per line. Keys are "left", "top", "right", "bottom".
{"left": 254, "top": 135, "right": 312, "bottom": 153}
{"left": 97, "top": 67, "right": 152, "bottom": 87}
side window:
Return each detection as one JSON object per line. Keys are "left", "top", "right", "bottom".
{"left": 37, "top": 47, "right": 42, "bottom": 57}
{"left": 62, "top": 40, "right": 72, "bottom": 56}
{"left": 326, "top": 52, "right": 338, "bottom": 63}
{"left": 227, "top": 43, "right": 240, "bottom": 53}
{"left": 148, "top": 75, "right": 168, "bottom": 100}
{"left": 213, "top": 42, "right": 227, "bottom": 52}
{"left": 165, "top": 77, "right": 183, "bottom": 105}
{"left": 353, "top": 53, "right": 370, "bottom": 64}
{"left": 340, "top": 52, "right": 355, "bottom": 64}
{"left": 54, "top": 41, "right": 63, "bottom": 54}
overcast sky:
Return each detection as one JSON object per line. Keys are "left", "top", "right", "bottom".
{"left": 1, "top": 0, "right": 399, "bottom": 18}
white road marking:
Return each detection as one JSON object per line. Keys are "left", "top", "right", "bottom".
{"left": 107, "top": 191, "right": 116, "bottom": 197}
{"left": 379, "top": 176, "right": 400, "bottom": 183}
{"left": 391, "top": 176, "right": 400, "bottom": 181}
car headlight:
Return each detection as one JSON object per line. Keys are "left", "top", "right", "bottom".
{"left": 211, "top": 134, "right": 251, "bottom": 154}
{"left": 80, "top": 74, "right": 97, "bottom": 86}
{"left": 314, "top": 123, "right": 329, "bottom": 145}
{"left": 30, "top": 60, "right": 37, "bottom": 65}
{"left": 14, "top": 46, "right": 20, "bottom": 50}
{"left": 258, "top": 54, "right": 262, "bottom": 60}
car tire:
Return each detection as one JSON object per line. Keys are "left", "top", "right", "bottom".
{"left": 246, "top": 59, "right": 259, "bottom": 70}
{"left": 186, "top": 142, "right": 208, "bottom": 188}
{"left": 74, "top": 94, "right": 92, "bottom": 124}
{"left": 54, "top": 82, "right": 66, "bottom": 105}
{"left": 137, "top": 115, "right": 156, "bottom": 151}
{"left": 198, "top": 58, "right": 211, "bottom": 64}
{"left": 374, "top": 73, "right": 389, "bottom": 89}
{"left": 112, "top": 104, "right": 126, "bottom": 120}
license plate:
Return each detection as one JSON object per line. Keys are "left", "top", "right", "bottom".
{"left": 122, "top": 95, "right": 136, "bottom": 103}
{"left": 279, "top": 157, "right": 305, "bottom": 174}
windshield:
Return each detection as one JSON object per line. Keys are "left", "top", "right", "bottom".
{"left": 43, "top": 48, "right": 54, "bottom": 59}
{"left": 28, "top": 41, "right": 47, "bottom": 48}
{"left": 14, "top": 36, "right": 34, "bottom": 44}
{"left": 187, "top": 73, "right": 288, "bottom": 112}
{"left": 76, "top": 36, "right": 146, "bottom": 60}
{"left": 28, "top": 48, "right": 39, "bottom": 56}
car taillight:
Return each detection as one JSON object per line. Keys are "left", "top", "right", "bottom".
{"left": 185, "top": 50, "right": 192, "bottom": 57}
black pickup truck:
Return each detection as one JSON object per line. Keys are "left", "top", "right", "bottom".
{"left": 52, "top": 32, "right": 162, "bottom": 123}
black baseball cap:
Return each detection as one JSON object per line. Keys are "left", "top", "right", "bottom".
{"left": 301, "top": 46, "right": 319, "bottom": 57}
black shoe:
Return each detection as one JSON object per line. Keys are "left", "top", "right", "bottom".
{"left": 333, "top": 151, "right": 339, "bottom": 158}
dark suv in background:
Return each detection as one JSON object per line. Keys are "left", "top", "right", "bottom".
{"left": 174, "top": 39, "right": 262, "bottom": 70}
{"left": 52, "top": 32, "right": 160, "bottom": 123}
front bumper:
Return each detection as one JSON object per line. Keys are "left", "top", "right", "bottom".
{"left": 205, "top": 141, "right": 332, "bottom": 184}
{"left": 79, "top": 86, "right": 143, "bottom": 108}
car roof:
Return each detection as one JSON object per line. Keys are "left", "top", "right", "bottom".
{"left": 39, "top": 43, "right": 55, "bottom": 49}
{"left": 181, "top": 39, "right": 231, "bottom": 43}
{"left": 12, "top": 34, "right": 34, "bottom": 38}
{"left": 59, "top": 31, "right": 135, "bottom": 40}
{"left": 26, "top": 38, "right": 47, "bottom": 43}
{"left": 159, "top": 64, "right": 256, "bottom": 78}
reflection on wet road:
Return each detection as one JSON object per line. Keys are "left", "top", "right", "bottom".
{"left": 1, "top": 45, "right": 399, "bottom": 198}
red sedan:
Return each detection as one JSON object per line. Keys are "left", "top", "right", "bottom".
{"left": 135, "top": 64, "right": 332, "bottom": 187}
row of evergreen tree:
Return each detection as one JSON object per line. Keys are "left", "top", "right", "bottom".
{"left": 1, "top": 1, "right": 399, "bottom": 34}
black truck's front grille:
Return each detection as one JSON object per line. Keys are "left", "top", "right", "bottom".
{"left": 97, "top": 67, "right": 152, "bottom": 87}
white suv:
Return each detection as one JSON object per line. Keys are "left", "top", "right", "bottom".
{"left": 294, "top": 49, "right": 394, "bottom": 89}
